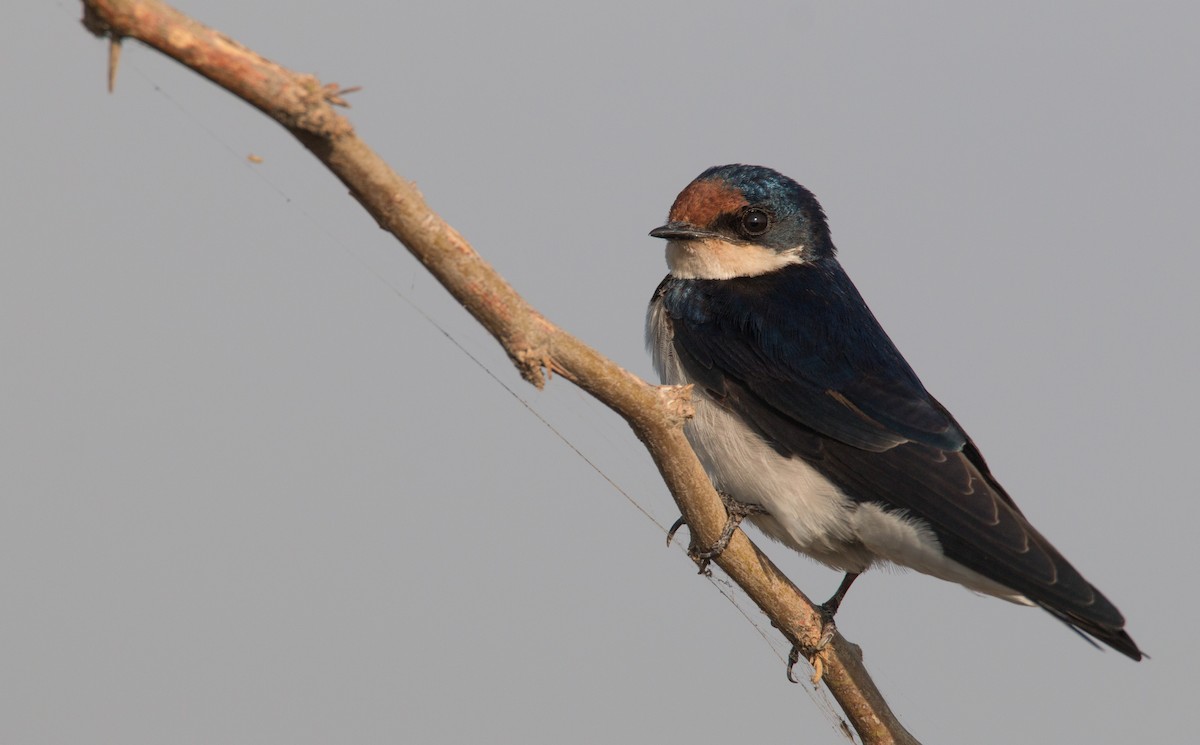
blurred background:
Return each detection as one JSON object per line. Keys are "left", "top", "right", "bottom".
{"left": 4, "top": 2, "right": 1195, "bottom": 743}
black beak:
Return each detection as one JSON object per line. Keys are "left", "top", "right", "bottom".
{"left": 649, "top": 222, "right": 714, "bottom": 241}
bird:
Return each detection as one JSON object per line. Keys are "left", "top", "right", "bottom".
{"left": 646, "top": 163, "right": 1142, "bottom": 661}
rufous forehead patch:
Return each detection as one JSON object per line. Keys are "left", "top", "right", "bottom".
{"left": 667, "top": 178, "right": 748, "bottom": 228}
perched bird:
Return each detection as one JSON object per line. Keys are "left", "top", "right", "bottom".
{"left": 646, "top": 164, "right": 1142, "bottom": 660}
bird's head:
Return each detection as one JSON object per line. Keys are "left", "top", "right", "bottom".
{"left": 650, "top": 164, "right": 833, "bottom": 279}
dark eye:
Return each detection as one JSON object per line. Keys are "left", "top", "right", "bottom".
{"left": 739, "top": 209, "right": 770, "bottom": 237}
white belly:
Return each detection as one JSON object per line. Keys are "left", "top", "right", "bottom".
{"left": 684, "top": 386, "right": 874, "bottom": 571}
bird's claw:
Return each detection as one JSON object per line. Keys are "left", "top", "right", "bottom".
{"left": 666, "top": 517, "right": 713, "bottom": 574}
{"left": 816, "top": 619, "right": 838, "bottom": 652}
{"left": 786, "top": 644, "right": 803, "bottom": 684}
{"left": 786, "top": 643, "right": 828, "bottom": 685}
{"left": 815, "top": 597, "right": 842, "bottom": 649}
{"left": 666, "top": 493, "right": 766, "bottom": 574}
{"left": 786, "top": 602, "right": 841, "bottom": 685}
{"left": 666, "top": 516, "right": 687, "bottom": 547}
{"left": 787, "top": 631, "right": 835, "bottom": 686}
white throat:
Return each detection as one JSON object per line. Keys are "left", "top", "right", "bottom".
{"left": 665, "top": 238, "right": 804, "bottom": 279}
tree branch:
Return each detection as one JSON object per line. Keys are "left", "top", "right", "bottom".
{"left": 78, "top": 2, "right": 920, "bottom": 743}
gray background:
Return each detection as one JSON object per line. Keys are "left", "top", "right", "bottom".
{"left": 5, "top": 1, "right": 1195, "bottom": 743}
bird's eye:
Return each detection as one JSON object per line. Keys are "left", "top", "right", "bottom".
{"left": 739, "top": 209, "right": 770, "bottom": 237}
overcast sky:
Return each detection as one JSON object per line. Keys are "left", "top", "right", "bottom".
{"left": 5, "top": 2, "right": 1197, "bottom": 743}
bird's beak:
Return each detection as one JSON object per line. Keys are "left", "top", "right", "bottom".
{"left": 649, "top": 222, "right": 715, "bottom": 241}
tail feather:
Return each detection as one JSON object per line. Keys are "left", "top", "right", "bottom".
{"left": 1037, "top": 601, "right": 1144, "bottom": 661}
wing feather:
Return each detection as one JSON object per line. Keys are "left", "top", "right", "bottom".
{"left": 658, "top": 262, "right": 1139, "bottom": 657}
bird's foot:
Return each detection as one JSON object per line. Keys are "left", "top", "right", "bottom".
{"left": 785, "top": 575, "right": 859, "bottom": 685}
{"left": 786, "top": 624, "right": 837, "bottom": 686}
{"left": 666, "top": 492, "right": 766, "bottom": 574}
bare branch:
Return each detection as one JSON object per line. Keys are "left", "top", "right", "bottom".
{"left": 78, "top": 2, "right": 920, "bottom": 743}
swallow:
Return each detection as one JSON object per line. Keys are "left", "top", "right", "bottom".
{"left": 646, "top": 164, "right": 1142, "bottom": 660}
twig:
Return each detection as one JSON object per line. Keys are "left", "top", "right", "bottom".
{"left": 77, "top": 2, "right": 920, "bottom": 743}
